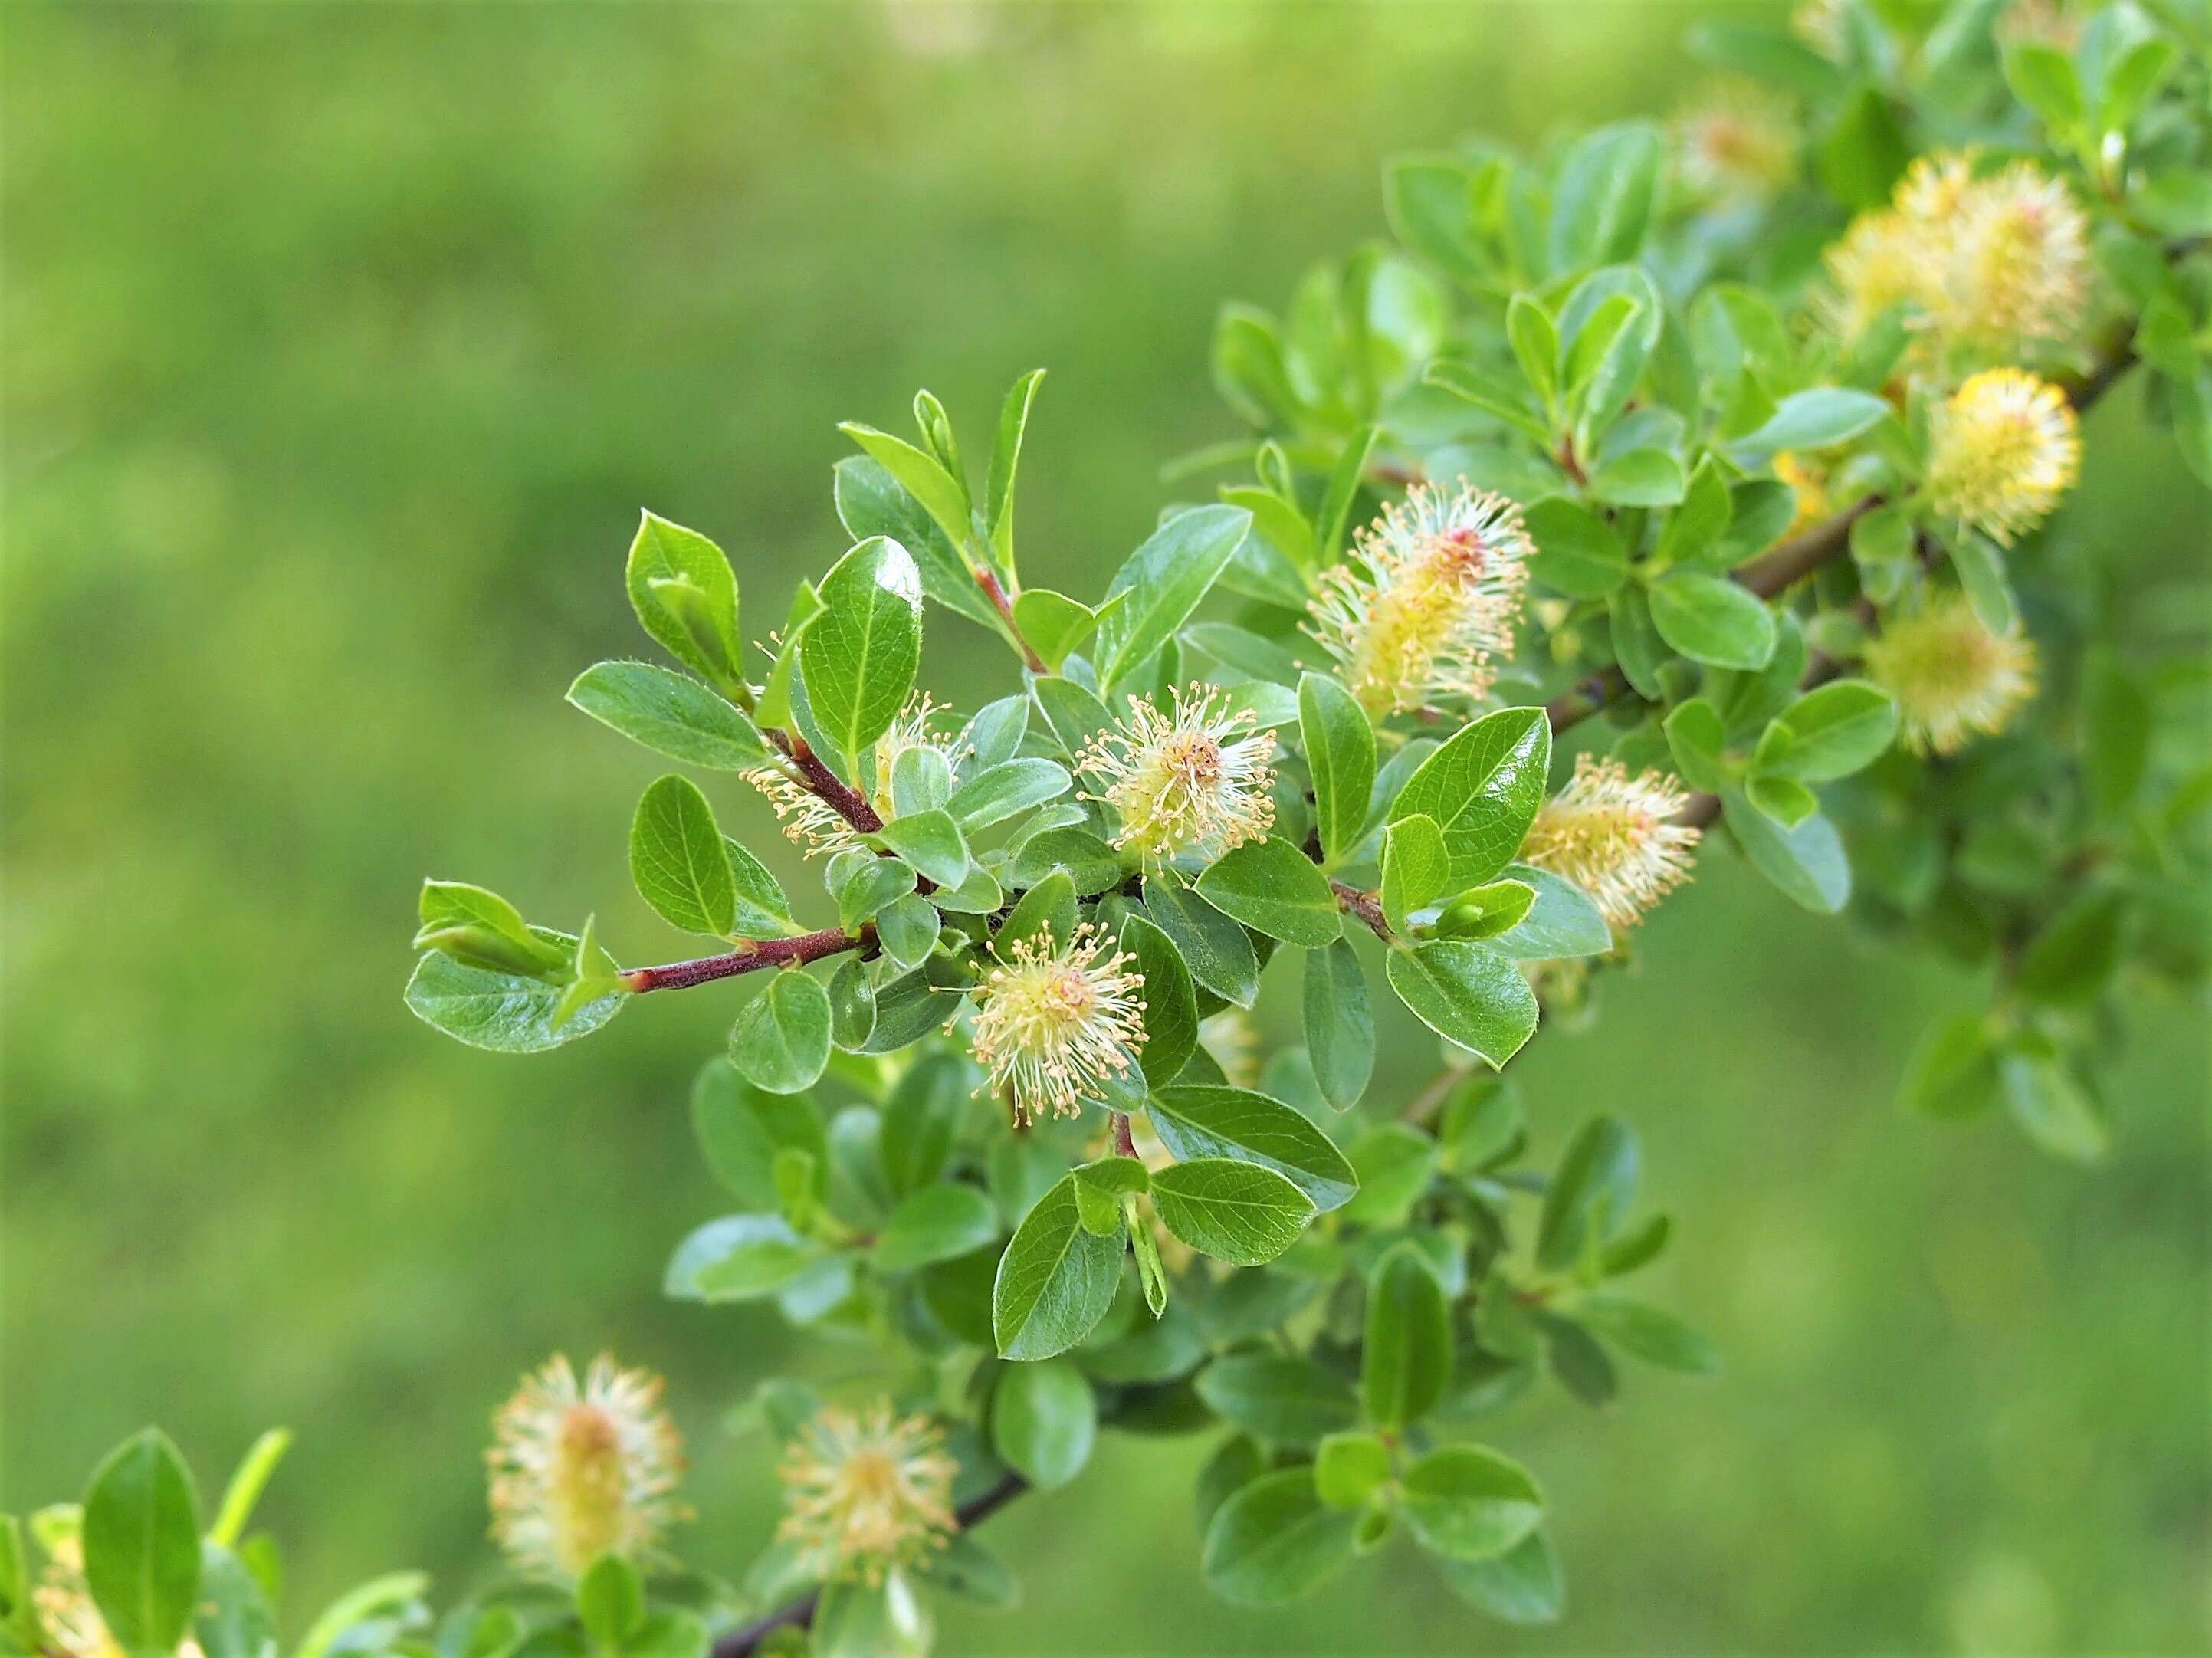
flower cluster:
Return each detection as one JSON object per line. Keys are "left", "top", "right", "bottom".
{"left": 487, "top": 1353, "right": 686, "bottom": 1581}
{"left": 776, "top": 1400, "right": 959, "bottom": 1584}
{"left": 1824, "top": 153, "right": 2090, "bottom": 366}
{"left": 1308, "top": 483, "right": 1532, "bottom": 715}
{"left": 1866, "top": 592, "right": 2040, "bottom": 755}
{"left": 969, "top": 923, "right": 1146, "bottom": 1124}
{"left": 1524, "top": 757, "right": 1702, "bottom": 934}
{"left": 1925, "top": 368, "right": 2082, "bottom": 547}
{"left": 1082, "top": 683, "right": 1277, "bottom": 867}
{"left": 1672, "top": 82, "right": 1797, "bottom": 205}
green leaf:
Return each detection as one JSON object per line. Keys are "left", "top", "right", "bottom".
{"left": 1388, "top": 708, "right": 1551, "bottom": 889}
{"left": 1898, "top": 1013, "right": 2001, "bottom": 1121}
{"left": 1314, "top": 1432, "right": 1393, "bottom": 1509}
{"left": 207, "top": 1430, "right": 290, "bottom": 1552}
{"left": 1385, "top": 941, "right": 1539, "bottom": 1069}
{"left": 1999, "top": 1036, "right": 2108, "bottom": 1163}
{"left": 1151, "top": 1157, "right": 1315, "bottom": 1266}
{"left": 1487, "top": 865, "right": 1611, "bottom": 960}
{"left": 945, "top": 760, "right": 1072, "bottom": 836}
{"left": 625, "top": 513, "right": 743, "bottom": 690}
{"left": 878, "top": 1050, "right": 967, "bottom": 1193}
{"left": 1301, "top": 939, "right": 1374, "bottom": 1110}
{"left": 1091, "top": 504, "right": 1253, "bottom": 689}
{"left": 990, "top": 1358, "right": 1096, "bottom": 1490}
{"left": 1428, "top": 878, "right": 1537, "bottom": 941}
{"left": 567, "top": 662, "right": 770, "bottom": 770}
{"left": 1433, "top": 1528, "right": 1567, "bottom": 1624}
{"left": 1009, "top": 589, "right": 1096, "bottom": 672}
{"left": 1551, "top": 121, "right": 1662, "bottom": 269}
{"left": 1758, "top": 680, "right": 1896, "bottom": 782}
{"left": 1339, "top": 1123, "right": 1439, "bottom": 1226}
{"left": 1380, "top": 814, "right": 1450, "bottom": 936}
{"left": 664, "top": 1213, "right": 820, "bottom": 1302}
{"left": 412, "top": 879, "right": 569, "bottom": 978}
{"left": 875, "top": 809, "right": 970, "bottom": 888}
{"left": 875, "top": 1184, "right": 1001, "bottom": 1272}
{"left": 1143, "top": 879, "right": 1261, "bottom": 1006}
{"left": 834, "top": 856, "right": 917, "bottom": 931}
{"left": 1536, "top": 1115, "right": 1638, "bottom": 1271}
{"left": 1364, "top": 1244, "right": 1452, "bottom": 1429}
{"left": 1147, "top": 1084, "right": 1360, "bottom": 1213}
{"left": 2004, "top": 40, "right": 2085, "bottom": 136}
{"left": 1587, "top": 448, "right": 1685, "bottom": 507}
{"left": 1608, "top": 583, "right": 1668, "bottom": 700}
{"left": 1648, "top": 573, "right": 1777, "bottom": 669}
{"left": 1734, "top": 387, "right": 1891, "bottom": 455}
{"left": 84, "top": 1430, "right": 201, "bottom": 1654}
{"left": 836, "top": 422, "right": 972, "bottom": 552}
{"left": 1507, "top": 294, "right": 1560, "bottom": 410}
{"left": 1201, "top": 1471, "right": 1359, "bottom": 1607}
{"left": 405, "top": 927, "right": 625, "bottom": 1053}
{"left": 1195, "top": 1356, "right": 1360, "bottom": 1446}
{"left": 1951, "top": 530, "right": 2018, "bottom": 635}
{"left": 1663, "top": 698, "right": 1728, "bottom": 793}
{"left": 1746, "top": 773, "right": 1817, "bottom": 827}
{"left": 630, "top": 776, "right": 737, "bottom": 937}
{"left": 727, "top": 971, "right": 834, "bottom": 1095}
{"left": 1122, "top": 914, "right": 1199, "bottom": 1085}
{"left": 1006, "top": 827, "right": 1120, "bottom": 896}
{"left": 834, "top": 455, "right": 999, "bottom": 632}
{"left": 813, "top": 1574, "right": 931, "bottom": 1658}
{"left": 1400, "top": 1445, "right": 1544, "bottom": 1561}
{"left": 1721, "top": 790, "right": 1850, "bottom": 913}
{"left": 799, "top": 537, "right": 924, "bottom": 770}
{"left": 2098, "top": 36, "right": 2176, "bottom": 133}
{"left": 1425, "top": 362, "right": 1551, "bottom": 445}
{"left": 992, "top": 1174, "right": 1124, "bottom": 1360}
{"left": 576, "top": 1555, "right": 645, "bottom": 1647}
{"left": 1571, "top": 1293, "right": 1719, "bottom": 1374}
{"left": 1300, "top": 673, "right": 1375, "bottom": 865}
{"left": 1523, "top": 498, "right": 1628, "bottom": 599}
{"left": 1029, "top": 675, "right": 1116, "bottom": 768}
{"left": 997, "top": 868, "right": 1077, "bottom": 955}
{"left": 192, "top": 1545, "right": 277, "bottom": 1658}
{"left": 986, "top": 368, "right": 1046, "bottom": 564}
{"left": 1196, "top": 838, "right": 1341, "bottom": 947}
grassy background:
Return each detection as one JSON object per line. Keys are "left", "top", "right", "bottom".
{"left": 5, "top": 3, "right": 2205, "bottom": 1653}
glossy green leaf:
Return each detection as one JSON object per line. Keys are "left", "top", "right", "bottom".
{"left": 1300, "top": 672, "right": 1375, "bottom": 865}
{"left": 1151, "top": 1157, "right": 1315, "bottom": 1266}
{"left": 630, "top": 775, "right": 737, "bottom": 936}
{"left": 799, "top": 537, "right": 924, "bottom": 768}
{"left": 567, "top": 662, "right": 770, "bottom": 770}
{"left": 1122, "top": 913, "right": 1199, "bottom": 1085}
{"left": 665, "top": 1214, "right": 820, "bottom": 1302}
{"left": 992, "top": 1174, "right": 1124, "bottom": 1361}
{"left": 947, "top": 759, "right": 1072, "bottom": 833}
{"left": 1648, "top": 572, "right": 1777, "bottom": 669}
{"left": 727, "top": 970, "right": 834, "bottom": 1095}
{"left": 1147, "top": 1084, "right": 1359, "bottom": 1213}
{"left": 1433, "top": 1528, "right": 1567, "bottom": 1624}
{"left": 1572, "top": 1293, "right": 1719, "bottom": 1374}
{"left": 1143, "top": 879, "right": 1262, "bottom": 1006}
{"left": 1385, "top": 941, "right": 1539, "bottom": 1069}
{"left": 1091, "top": 504, "right": 1253, "bottom": 689}
{"left": 1536, "top": 1115, "right": 1638, "bottom": 1271}
{"left": 1380, "top": 814, "right": 1451, "bottom": 935}
{"left": 625, "top": 512, "right": 743, "bottom": 689}
{"left": 84, "top": 1430, "right": 202, "bottom": 1655}
{"left": 1400, "top": 1444, "right": 1544, "bottom": 1561}
{"left": 875, "top": 809, "right": 969, "bottom": 888}
{"left": 1196, "top": 837, "right": 1341, "bottom": 947}
{"left": 1523, "top": 497, "right": 1629, "bottom": 599}
{"left": 1758, "top": 680, "right": 1896, "bottom": 781}
{"left": 1388, "top": 708, "right": 1551, "bottom": 889}
{"left": 834, "top": 455, "right": 998, "bottom": 632}
{"left": 1721, "top": 790, "right": 1850, "bottom": 913}
{"left": 405, "top": 927, "right": 626, "bottom": 1053}
{"left": 1486, "top": 865, "right": 1611, "bottom": 960}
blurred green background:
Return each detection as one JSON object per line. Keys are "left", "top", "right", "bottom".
{"left": 5, "top": 2, "right": 2206, "bottom": 1653}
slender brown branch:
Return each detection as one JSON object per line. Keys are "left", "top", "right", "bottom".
{"left": 767, "top": 729, "right": 883, "bottom": 834}
{"left": 622, "top": 924, "right": 872, "bottom": 993}
{"left": 710, "top": 1473, "right": 1028, "bottom": 1658}
{"left": 977, "top": 567, "right": 1050, "bottom": 674}
{"left": 1544, "top": 666, "right": 1629, "bottom": 735}
{"left": 1331, "top": 879, "right": 1391, "bottom": 941}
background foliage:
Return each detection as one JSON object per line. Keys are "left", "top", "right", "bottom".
{"left": 5, "top": 2, "right": 2205, "bottom": 1651}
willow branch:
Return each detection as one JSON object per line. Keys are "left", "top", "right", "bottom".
{"left": 766, "top": 728, "right": 883, "bottom": 834}
{"left": 622, "top": 924, "right": 872, "bottom": 993}
{"left": 711, "top": 1473, "right": 1029, "bottom": 1658}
